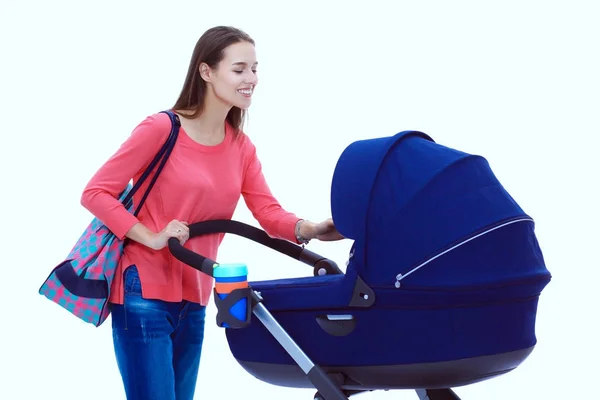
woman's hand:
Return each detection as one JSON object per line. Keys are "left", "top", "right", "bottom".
{"left": 299, "top": 218, "right": 344, "bottom": 242}
{"left": 149, "top": 219, "right": 190, "bottom": 250}
{"left": 314, "top": 218, "right": 345, "bottom": 241}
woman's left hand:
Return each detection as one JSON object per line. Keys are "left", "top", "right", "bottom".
{"left": 312, "top": 218, "right": 345, "bottom": 241}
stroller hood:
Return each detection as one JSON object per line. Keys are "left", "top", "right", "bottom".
{"left": 330, "top": 131, "right": 549, "bottom": 288}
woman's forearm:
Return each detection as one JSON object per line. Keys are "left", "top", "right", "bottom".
{"left": 125, "top": 223, "right": 158, "bottom": 250}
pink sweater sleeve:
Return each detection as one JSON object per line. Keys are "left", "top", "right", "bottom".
{"left": 241, "top": 137, "right": 302, "bottom": 243}
{"left": 80, "top": 113, "right": 172, "bottom": 239}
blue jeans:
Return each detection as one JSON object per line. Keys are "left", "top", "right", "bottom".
{"left": 111, "top": 265, "right": 206, "bottom": 400}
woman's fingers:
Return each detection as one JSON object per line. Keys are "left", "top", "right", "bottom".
{"left": 165, "top": 220, "right": 190, "bottom": 245}
{"left": 177, "top": 221, "right": 190, "bottom": 244}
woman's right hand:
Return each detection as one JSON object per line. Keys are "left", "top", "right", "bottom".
{"left": 149, "top": 219, "right": 190, "bottom": 250}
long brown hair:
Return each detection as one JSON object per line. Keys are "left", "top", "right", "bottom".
{"left": 172, "top": 26, "right": 255, "bottom": 136}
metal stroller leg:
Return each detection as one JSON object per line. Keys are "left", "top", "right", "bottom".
{"left": 252, "top": 291, "right": 348, "bottom": 400}
{"left": 415, "top": 389, "right": 461, "bottom": 400}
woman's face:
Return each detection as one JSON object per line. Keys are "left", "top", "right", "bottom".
{"left": 203, "top": 41, "right": 258, "bottom": 110}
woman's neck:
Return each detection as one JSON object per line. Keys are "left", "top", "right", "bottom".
{"left": 196, "top": 90, "right": 231, "bottom": 134}
{"left": 178, "top": 90, "right": 231, "bottom": 143}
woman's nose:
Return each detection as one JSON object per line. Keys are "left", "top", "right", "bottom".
{"left": 246, "top": 72, "right": 258, "bottom": 85}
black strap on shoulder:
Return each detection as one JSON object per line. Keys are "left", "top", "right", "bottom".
{"left": 121, "top": 110, "right": 180, "bottom": 215}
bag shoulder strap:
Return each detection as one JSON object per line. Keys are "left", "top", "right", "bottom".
{"left": 122, "top": 110, "right": 181, "bottom": 216}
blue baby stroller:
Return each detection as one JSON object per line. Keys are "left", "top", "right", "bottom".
{"left": 169, "top": 130, "right": 552, "bottom": 400}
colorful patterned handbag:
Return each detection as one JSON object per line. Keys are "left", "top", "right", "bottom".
{"left": 39, "top": 110, "right": 181, "bottom": 327}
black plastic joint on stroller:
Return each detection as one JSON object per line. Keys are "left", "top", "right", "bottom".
{"left": 298, "top": 244, "right": 375, "bottom": 309}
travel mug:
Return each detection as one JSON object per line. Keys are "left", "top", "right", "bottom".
{"left": 213, "top": 263, "right": 249, "bottom": 327}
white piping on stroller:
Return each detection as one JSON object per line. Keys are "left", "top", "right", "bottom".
{"left": 394, "top": 218, "right": 534, "bottom": 288}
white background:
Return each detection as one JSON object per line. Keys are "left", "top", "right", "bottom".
{"left": 1, "top": 0, "right": 598, "bottom": 399}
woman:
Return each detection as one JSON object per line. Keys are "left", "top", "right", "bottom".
{"left": 80, "top": 26, "right": 343, "bottom": 400}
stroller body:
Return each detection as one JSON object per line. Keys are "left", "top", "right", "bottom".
{"left": 170, "top": 131, "right": 551, "bottom": 399}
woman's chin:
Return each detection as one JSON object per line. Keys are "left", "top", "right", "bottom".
{"left": 232, "top": 99, "right": 252, "bottom": 110}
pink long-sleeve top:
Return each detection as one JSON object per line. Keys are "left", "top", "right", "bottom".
{"left": 81, "top": 111, "right": 301, "bottom": 306}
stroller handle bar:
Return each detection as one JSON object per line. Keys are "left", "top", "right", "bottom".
{"left": 167, "top": 219, "right": 343, "bottom": 277}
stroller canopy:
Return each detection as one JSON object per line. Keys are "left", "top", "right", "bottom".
{"left": 330, "top": 131, "right": 548, "bottom": 289}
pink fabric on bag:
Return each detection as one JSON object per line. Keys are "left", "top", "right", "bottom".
{"left": 81, "top": 112, "right": 301, "bottom": 305}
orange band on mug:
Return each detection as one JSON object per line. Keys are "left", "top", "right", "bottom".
{"left": 215, "top": 280, "right": 248, "bottom": 294}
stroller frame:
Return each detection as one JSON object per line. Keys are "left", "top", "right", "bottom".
{"left": 249, "top": 288, "right": 462, "bottom": 400}
{"left": 168, "top": 219, "right": 530, "bottom": 400}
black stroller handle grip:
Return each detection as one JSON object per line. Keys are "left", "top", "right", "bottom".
{"left": 167, "top": 219, "right": 342, "bottom": 277}
{"left": 167, "top": 237, "right": 218, "bottom": 276}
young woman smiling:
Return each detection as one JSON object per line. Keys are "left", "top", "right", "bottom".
{"left": 80, "top": 26, "right": 343, "bottom": 400}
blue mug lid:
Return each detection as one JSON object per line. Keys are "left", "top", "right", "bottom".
{"left": 213, "top": 263, "right": 248, "bottom": 278}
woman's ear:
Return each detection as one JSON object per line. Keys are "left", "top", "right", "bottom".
{"left": 199, "top": 62, "right": 211, "bottom": 82}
